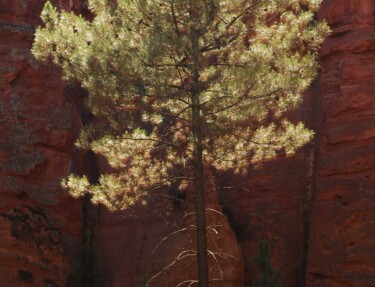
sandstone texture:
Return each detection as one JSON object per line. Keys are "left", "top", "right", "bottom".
{"left": 0, "top": 1, "right": 84, "bottom": 286}
{"left": 1, "top": 0, "right": 375, "bottom": 287}
{"left": 306, "top": 1, "right": 375, "bottom": 286}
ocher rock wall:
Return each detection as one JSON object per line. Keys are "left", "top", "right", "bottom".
{"left": 307, "top": 1, "right": 375, "bottom": 286}
{"left": 0, "top": 0, "right": 374, "bottom": 286}
{"left": 0, "top": 1, "right": 84, "bottom": 286}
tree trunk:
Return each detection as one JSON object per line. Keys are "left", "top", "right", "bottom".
{"left": 190, "top": 25, "right": 209, "bottom": 287}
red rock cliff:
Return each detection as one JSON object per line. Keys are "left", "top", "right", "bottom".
{"left": 0, "top": 1, "right": 86, "bottom": 286}
{"left": 0, "top": 0, "right": 374, "bottom": 287}
{"left": 307, "top": 1, "right": 375, "bottom": 286}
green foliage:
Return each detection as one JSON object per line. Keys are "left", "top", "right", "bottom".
{"left": 139, "top": 275, "right": 148, "bottom": 287}
{"left": 252, "top": 241, "right": 282, "bottom": 287}
{"left": 82, "top": 228, "right": 97, "bottom": 277}
{"left": 32, "top": 0, "right": 329, "bottom": 211}
{"left": 33, "top": 1, "right": 329, "bottom": 285}
{"left": 70, "top": 229, "right": 97, "bottom": 287}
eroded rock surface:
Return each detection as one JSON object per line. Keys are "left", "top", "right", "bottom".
{"left": 306, "top": 1, "right": 375, "bottom": 286}
{"left": 0, "top": 1, "right": 83, "bottom": 286}
{"left": 1, "top": 0, "right": 375, "bottom": 287}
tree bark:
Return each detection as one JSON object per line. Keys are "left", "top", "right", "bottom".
{"left": 190, "top": 25, "right": 209, "bottom": 287}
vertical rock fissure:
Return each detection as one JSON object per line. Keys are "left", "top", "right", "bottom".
{"left": 300, "top": 79, "right": 322, "bottom": 287}
{"left": 300, "top": 145, "right": 315, "bottom": 287}
{"left": 81, "top": 151, "right": 99, "bottom": 287}
{"left": 73, "top": 89, "right": 100, "bottom": 287}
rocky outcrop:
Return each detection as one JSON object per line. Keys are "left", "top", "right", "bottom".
{"left": 306, "top": 1, "right": 375, "bottom": 286}
{"left": 1, "top": 0, "right": 374, "bottom": 287}
{"left": 0, "top": 1, "right": 84, "bottom": 286}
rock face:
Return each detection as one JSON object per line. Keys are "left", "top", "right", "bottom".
{"left": 306, "top": 1, "right": 375, "bottom": 286}
{"left": 1, "top": 0, "right": 374, "bottom": 287}
{"left": 0, "top": 1, "right": 84, "bottom": 286}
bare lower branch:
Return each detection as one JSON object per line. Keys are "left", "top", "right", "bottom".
{"left": 151, "top": 225, "right": 196, "bottom": 255}
{"left": 146, "top": 249, "right": 197, "bottom": 287}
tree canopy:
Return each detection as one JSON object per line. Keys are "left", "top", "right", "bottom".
{"left": 32, "top": 0, "right": 329, "bottom": 285}
{"left": 33, "top": 0, "right": 328, "bottom": 209}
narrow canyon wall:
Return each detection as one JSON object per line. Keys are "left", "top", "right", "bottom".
{"left": 306, "top": 1, "right": 375, "bottom": 286}
{"left": 0, "top": 1, "right": 374, "bottom": 287}
{"left": 0, "top": 1, "right": 85, "bottom": 286}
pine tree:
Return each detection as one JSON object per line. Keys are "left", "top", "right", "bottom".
{"left": 32, "top": 1, "right": 329, "bottom": 286}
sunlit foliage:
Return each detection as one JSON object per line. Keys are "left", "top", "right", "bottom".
{"left": 33, "top": 0, "right": 329, "bottom": 210}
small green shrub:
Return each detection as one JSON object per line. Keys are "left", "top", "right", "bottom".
{"left": 252, "top": 241, "right": 282, "bottom": 287}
